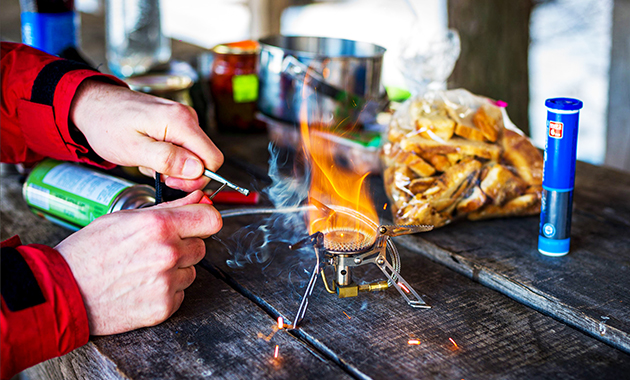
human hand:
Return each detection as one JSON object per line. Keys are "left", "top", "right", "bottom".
{"left": 55, "top": 190, "right": 221, "bottom": 335}
{"left": 69, "top": 79, "right": 224, "bottom": 192}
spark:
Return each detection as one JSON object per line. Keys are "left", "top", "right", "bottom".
{"left": 342, "top": 311, "right": 351, "bottom": 319}
{"left": 449, "top": 337, "right": 459, "bottom": 349}
{"left": 277, "top": 316, "right": 284, "bottom": 329}
{"left": 383, "top": 203, "right": 388, "bottom": 210}
{"left": 407, "top": 339, "right": 421, "bottom": 345}
{"left": 398, "top": 282, "right": 410, "bottom": 293}
{"left": 274, "top": 345, "right": 279, "bottom": 359}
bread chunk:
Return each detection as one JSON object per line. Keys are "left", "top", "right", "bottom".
{"left": 468, "top": 193, "right": 541, "bottom": 221}
{"left": 479, "top": 163, "right": 527, "bottom": 205}
{"left": 456, "top": 185, "right": 488, "bottom": 214}
{"left": 416, "top": 113, "right": 456, "bottom": 141}
{"left": 502, "top": 129, "right": 543, "bottom": 186}
{"left": 401, "top": 135, "right": 502, "bottom": 162}
{"left": 455, "top": 122, "right": 486, "bottom": 142}
{"left": 425, "top": 158, "right": 482, "bottom": 212}
{"left": 409, "top": 177, "right": 436, "bottom": 194}
{"left": 449, "top": 137, "right": 502, "bottom": 161}
{"left": 473, "top": 104, "right": 503, "bottom": 142}
{"left": 400, "top": 151, "right": 436, "bottom": 177}
{"left": 398, "top": 201, "right": 451, "bottom": 228}
{"left": 419, "top": 152, "right": 452, "bottom": 172}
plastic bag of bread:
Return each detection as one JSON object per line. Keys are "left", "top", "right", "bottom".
{"left": 381, "top": 89, "right": 543, "bottom": 228}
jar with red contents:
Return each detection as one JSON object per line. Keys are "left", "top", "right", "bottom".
{"left": 209, "top": 40, "right": 265, "bottom": 133}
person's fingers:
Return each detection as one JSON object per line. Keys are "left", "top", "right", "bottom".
{"left": 144, "top": 103, "right": 224, "bottom": 173}
{"left": 136, "top": 168, "right": 209, "bottom": 192}
{"left": 138, "top": 166, "right": 155, "bottom": 179}
{"left": 174, "top": 237, "right": 206, "bottom": 268}
{"left": 169, "top": 290, "right": 185, "bottom": 319}
{"left": 151, "top": 201, "right": 222, "bottom": 239}
{"left": 172, "top": 266, "right": 197, "bottom": 292}
{"left": 136, "top": 140, "right": 206, "bottom": 180}
{"left": 164, "top": 176, "right": 209, "bottom": 192}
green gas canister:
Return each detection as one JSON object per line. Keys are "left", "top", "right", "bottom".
{"left": 23, "top": 159, "right": 155, "bottom": 230}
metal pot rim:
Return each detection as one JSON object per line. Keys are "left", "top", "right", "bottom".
{"left": 259, "top": 35, "right": 386, "bottom": 59}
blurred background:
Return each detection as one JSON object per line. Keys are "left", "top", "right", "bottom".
{"left": 1, "top": 0, "right": 628, "bottom": 171}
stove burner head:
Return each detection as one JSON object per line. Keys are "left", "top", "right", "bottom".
{"left": 321, "top": 228, "right": 376, "bottom": 253}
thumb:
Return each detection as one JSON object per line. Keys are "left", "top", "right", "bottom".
{"left": 143, "top": 141, "right": 205, "bottom": 180}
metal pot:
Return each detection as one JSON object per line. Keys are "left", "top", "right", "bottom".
{"left": 257, "top": 35, "right": 387, "bottom": 128}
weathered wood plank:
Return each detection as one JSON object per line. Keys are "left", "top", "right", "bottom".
{"left": 24, "top": 268, "right": 349, "bottom": 379}
{"left": 394, "top": 160, "right": 630, "bottom": 353}
{"left": 205, "top": 212, "right": 630, "bottom": 379}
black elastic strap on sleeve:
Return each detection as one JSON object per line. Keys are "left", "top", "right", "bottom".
{"left": 29, "top": 59, "right": 109, "bottom": 163}
{"left": 30, "top": 59, "right": 95, "bottom": 106}
{"left": 1, "top": 247, "right": 46, "bottom": 312}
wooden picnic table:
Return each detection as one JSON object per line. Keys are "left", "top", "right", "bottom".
{"left": 2, "top": 132, "right": 630, "bottom": 380}
{"left": 3, "top": 0, "right": 629, "bottom": 377}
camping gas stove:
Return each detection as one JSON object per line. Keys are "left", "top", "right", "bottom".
{"left": 288, "top": 203, "right": 433, "bottom": 327}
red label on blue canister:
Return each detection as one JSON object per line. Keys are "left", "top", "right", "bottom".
{"left": 548, "top": 121, "right": 563, "bottom": 139}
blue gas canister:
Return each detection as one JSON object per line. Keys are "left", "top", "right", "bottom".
{"left": 538, "top": 97, "right": 583, "bottom": 256}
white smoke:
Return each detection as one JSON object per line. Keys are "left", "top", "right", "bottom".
{"left": 218, "top": 143, "right": 312, "bottom": 269}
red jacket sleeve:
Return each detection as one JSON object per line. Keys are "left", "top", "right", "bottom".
{"left": 1, "top": 236, "right": 89, "bottom": 379}
{"left": 1, "top": 42, "right": 126, "bottom": 168}
{"left": 1, "top": 42, "right": 128, "bottom": 379}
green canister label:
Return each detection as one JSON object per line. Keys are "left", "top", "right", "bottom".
{"left": 24, "top": 159, "right": 135, "bottom": 227}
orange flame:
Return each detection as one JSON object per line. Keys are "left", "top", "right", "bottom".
{"left": 299, "top": 72, "right": 378, "bottom": 238}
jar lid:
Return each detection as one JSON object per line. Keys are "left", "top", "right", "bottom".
{"left": 212, "top": 40, "right": 259, "bottom": 55}
{"left": 125, "top": 74, "right": 193, "bottom": 94}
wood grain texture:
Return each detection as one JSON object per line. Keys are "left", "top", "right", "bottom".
{"left": 204, "top": 212, "right": 630, "bottom": 379}
{"left": 394, "top": 161, "right": 630, "bottom": 353}
{"left": 24, "top": 267, "right": 349, "bottom": 379}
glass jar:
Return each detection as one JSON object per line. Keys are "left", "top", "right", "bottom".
{"left": 125, "top": 73, "right": 193, "bottom": 106}
{"left": 106, "top": 0, "right": 171, "bottom": 78}
{"left": 209, "top": 40, "right": 265, "bottom": 133}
